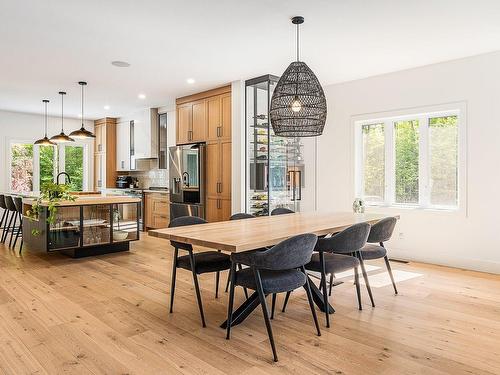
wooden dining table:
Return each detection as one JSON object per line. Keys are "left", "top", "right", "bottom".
{"left": 149, "top": 211, "right": 395, "bottom": 328}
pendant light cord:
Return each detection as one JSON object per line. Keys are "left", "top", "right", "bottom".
{"left": 61, "top": 93, "right": 64, "bottom": 132}
{"left": 81, "top": 83, "right": 84, "bottom": 125}
{"left": 296, "top": 22, "right": 300, "bottom": 62}
{"left": 44, "top": 101, "right": 48, "bottom": 137}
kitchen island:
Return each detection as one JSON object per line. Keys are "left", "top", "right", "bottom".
{"left": 22, "top": 195, "right": 141, "bottom": 258}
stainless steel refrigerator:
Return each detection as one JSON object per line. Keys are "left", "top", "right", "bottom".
{"left": 169, "top": 144, "right": 206, "bottom": 220}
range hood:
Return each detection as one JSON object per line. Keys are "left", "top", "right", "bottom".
{"left": 133, "top": 108, "right": 158, "bottom": 160}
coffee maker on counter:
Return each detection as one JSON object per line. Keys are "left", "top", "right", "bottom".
{"left": 115, "top": 175, "right": 139, "bottom": 189}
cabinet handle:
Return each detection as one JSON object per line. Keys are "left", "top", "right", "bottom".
{"left": 188, "top": 130, "right": 193, "bottom": 141}
{"left": 217, "top": 198, "right": 221, "bottom": 209}
{"left": 217, "top": 126, "right": 221, "bottom": 137}
{"left": 121, "top": 160, "right": 125, "bottom": 169}
{"left": 98, "top": 144, "right": 102, "bottom": 152}
{"left": 97, "top": 180, "right": 102, "bottom": 187}
{"left": 216, "top": 182, "right": 222, "bottom": 193}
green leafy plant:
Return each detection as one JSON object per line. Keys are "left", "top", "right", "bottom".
{"left": 25, "top": 182, "right": 77, "bottom": 235}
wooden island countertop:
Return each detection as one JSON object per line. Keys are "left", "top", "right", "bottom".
{"left": 22, "top": 194, "right": 141, "bottom": 207}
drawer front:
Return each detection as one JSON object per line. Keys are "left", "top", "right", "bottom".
{"left": 152, "top": 213, "right": 169, "bottom": 229}
{"left": 152, "top": 199, "right": 169, "bottom": 214}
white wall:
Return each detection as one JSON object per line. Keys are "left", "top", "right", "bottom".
{"left": 318, "top": 51, "right": 500, "bottom": 274}
{"left": 0, "top": 109, "right": 94, "bottom": 191}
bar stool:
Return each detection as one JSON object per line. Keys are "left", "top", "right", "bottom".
{"left": 2, "top": 196, "right": 18, "bottom": 245}
{"left": 13, "top": 197, "right": 23, "bottom": 252}
{"left": 0, "top": 195, "right": 9, "bottom": 240}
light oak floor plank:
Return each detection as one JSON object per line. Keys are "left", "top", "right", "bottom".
{"left": 0, "top": 234, "right": 498, "bottom": 374}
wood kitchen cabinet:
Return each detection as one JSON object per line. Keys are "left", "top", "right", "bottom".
{"left": 207, "top": 92, "right": 231, "bottom": 142}
{"left": 206, "top": 197, "right": 231, "bottom": 223}
{"left": 144, "top": 192, "right": 170, "bottom": 230}
{"left": 206, "top": 139, "right": 231, "bottom": 221}
{"left": 175, "top": 85, "right": 232, "bottom": 222}
{"left": 176, "top": 100, "right": 207, "bottom": 144}
{"left": 94, "top": 118, "right": 117, "bottom": 190}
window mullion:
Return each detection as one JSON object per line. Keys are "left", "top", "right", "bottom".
{"left": 385, "top": 120, "right": 394, "bottom": 206}
{"left": 419, "top": 116, "right": 429, "bottom": 208}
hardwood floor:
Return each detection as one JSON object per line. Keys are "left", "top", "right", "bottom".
{"left": 0, "top": 234, "right": 499, "bottom": 374}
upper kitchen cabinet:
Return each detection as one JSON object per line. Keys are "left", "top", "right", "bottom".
{"left": 207, "top": 92, "right": 231, "bottom": 142}
{"left": 94, "top": 117, "right": 117, "bottom": 190}
{"left": 134, "top": 108, "right": 159, "bottom": 159}
{"left": 158, "top": 113, "right": 168, "bottom": 169}
{"left": 116, "top": 120, "right": 131, "bottom": 171}
{"left": 175, "top": 85, "right": 231, "bottom": 145}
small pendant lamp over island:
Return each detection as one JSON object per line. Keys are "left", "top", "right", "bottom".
{"left": 34, "top": 99, "right": 55, "bottom": 146}
{"left": 50, "top": 91, "right": 74, "bottom": 143}
{"left": 69, "top": 81, "right": 95, "bottom": 139}
{"left": 270, "top": 16, "right": 327, "bottom": 137}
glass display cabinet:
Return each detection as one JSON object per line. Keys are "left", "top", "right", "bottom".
{"left": 245, "top": 75, "right": 317, "bottom": 216}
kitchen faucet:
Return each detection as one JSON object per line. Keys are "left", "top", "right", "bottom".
{"left": 56, "top": 172, "right": 71, "bottom": 185}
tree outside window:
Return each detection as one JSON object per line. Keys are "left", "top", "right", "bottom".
{"left": 11, "top": 143, "right": 33, "bottom": 193}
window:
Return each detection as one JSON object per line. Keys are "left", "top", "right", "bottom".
{"left": 9, "top": 141, "right": 89, "bottom": 192}
{"left": 64, "top": 145, "right": 84, "bottom": 191}
{"left": 10, "top": 142, "right": 34, "bottom": 193}
{"left": 355, "top": 109, "right": 461, "bottom": 210}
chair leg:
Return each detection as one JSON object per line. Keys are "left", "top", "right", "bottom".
{"left": 225, "top": 268, "right": 231, "bottom": 292}
{"left": 169, "top": 248, "right": 178, "bottom": 313}
{"left": 0, "top": 209, "right": 7, "bottom": 230}
{"left": 188, "top": 250, "right": 206, "bottom": 327}
{"left": 270, "top": 293, "right": 276, "bottom": 320}
{"left": 215, "top": 271, "right": 220, "bottom": 298}
{"left": 302, "top": 266, "right": 321, "bottom": 336}
{"left": 0, "top": 211, "right": 9, "bottom": 243}
{"left": 329, "top": 273, "right": 334, "bottom": 296}
{"left": 319, "top": 252, "right": 330, "bottom": 328}
{"left": 13, "top": 221, "right": 21, "bottom": 249}
{"left": 3, "top": 212, "right": 14, "bottom": 244}
{"left": 238, "top": 264, "right": 248, "bottom": 299}
{"left": 357, "top": 252, "right": 375, "bottom": 307}
{"left": 384, "top": 255, "right": 398, "bottom": 295}
{"left": 9, "top": 213, "right": 18, "bottom": 248}
{"left": 354, "top": 266, "right": 362, "bottom": 310}
{"left": 226, "top": 262, "right": 237, "bottom": 339}
{"left": 253, "top": 268, "right": 278, "bottom": 362}
{"left": 281, "top": 291, "right": 291, "bottom": 312}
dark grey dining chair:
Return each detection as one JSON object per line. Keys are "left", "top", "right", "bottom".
{"left": 360, "top": 217, "right": 398, "bottom": 295}
{"left": 168, "top": 216, "right": 231, "bottom": 327}
{"left": 306, "top": 223, "right": 370, "bottom": 327}
{"left": 0, "top": 195, "right": 9, "bottom": 242}
{"left": 224, "top": 212, "right": 256, "bottom": 295}
{"left": 3, "top": 195, "right": 19, "bottom": 247}
{"left": 270, "top": 207, "right": 295, "bottom": 215}
{"left": 226, "top": 233, "right": 320, "bottom": 362}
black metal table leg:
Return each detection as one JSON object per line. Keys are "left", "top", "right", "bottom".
{"left": 307, "top": 275, "right": 335, "bottom": 314}
{"left": 220, "top": 292, "right": 260, "bottom": 328}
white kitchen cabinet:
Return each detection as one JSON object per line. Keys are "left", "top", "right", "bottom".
{"left": 134, "top": 108, "right": 158, "bottom": 159}
{"left": 116, "top": 120, "right": 130, "bottom": 171}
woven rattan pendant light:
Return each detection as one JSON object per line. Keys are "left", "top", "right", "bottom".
{"left": 270, "top": 16, "right": 327, "bottom": 137}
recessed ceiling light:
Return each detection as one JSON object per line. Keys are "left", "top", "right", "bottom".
{"left": 138, "top": 93, "right": 146, "bottom": 99}
{"left": 104, "top": 105, "right": 110, "bottom": 110}
{"left": 111, "top": 61, "right": 130, "bottom": 67}
{"left": 186, "top": 78, "right": 195, "bottom": 84}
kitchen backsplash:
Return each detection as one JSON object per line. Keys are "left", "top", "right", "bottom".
{"left": 127, "top": 159, "right": 169, "bottom": 188}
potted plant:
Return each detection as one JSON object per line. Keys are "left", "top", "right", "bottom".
{"left": 26, "top": 182, "right": 77, "bottom": 237}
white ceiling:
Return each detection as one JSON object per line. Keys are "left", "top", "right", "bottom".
{"left": 1, "top": 0, "right": 500, "bottom": 120}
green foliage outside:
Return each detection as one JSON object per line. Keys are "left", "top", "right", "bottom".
{"left": 64, "top": 146, "right": 84, "bottom": 191}
{"left": 39, "top": 146, "right": 55, "bottom": 186}
{"left": 362, "top": 124, "right": 385, "bottom": 202}
{"left": 429, "top": 116, "right": 458, "bottom": 206}
{"left": 11, "top": 143, "right": 33, "bottom": 192}
{"left": 394, "top": 120, "right": 419, "bottom": 204}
